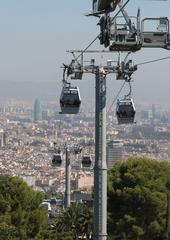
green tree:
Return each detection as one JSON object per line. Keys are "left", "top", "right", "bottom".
{"left": 54, "top": 202, "right": 93, "bottom": 239}
{"left": 165, "top": 178, "right": 170, "bottom": 240}
{"left": 107, "top": 157, "right": 170, "bottom": 240}
{"left": 0, "top": 176, "right": 48, "bottom": 239}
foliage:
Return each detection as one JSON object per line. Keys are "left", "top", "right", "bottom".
{"left": 0, "top": 176, "right": 48, "bottom": 239}
{"left": 39, "top": 228, "right": 74, "bottom": 240}
{"left": 53, "top": 202, "right": 93, "bottom": 239}
{"left": 1, "top": 157, "right": 170, "bottom": 239}
{"left": 107, "top": 157, "right": 170, "bottom": 240}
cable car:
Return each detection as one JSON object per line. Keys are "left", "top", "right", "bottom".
{"left": 60, "top": 86, "right": 81, "bottom": 114}
{"left": 81, "top": 155, "right": 92, "bottom": 168}
{"left": 116, "top": 98, "right": 135, "bottom": 124}
{"left": 92, "top": 0, "right": 119, "bottom": 13}
{"left": 52, "top": 153, "right": 62, "bottom": 167}
{"left": 74, "top": 145, "right": 83, "bottom": 155}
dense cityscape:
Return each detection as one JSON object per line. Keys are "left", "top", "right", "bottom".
{"left": 1, "top": 98, "right": 170, "bottom": 201}
{"left": 1, "top": 1, "right": 170, "bottom": 238}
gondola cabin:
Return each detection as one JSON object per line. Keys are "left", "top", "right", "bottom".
{"left": 116, "top": 98, "right": 135, "bottom": 124}
{"left": 92, "top": 0, "right": 118, "bottom": 13}
{"left": 60, "top": 86, "right": 81, "bottom": 114}
{"left": 81, "top": 155, "right": 92, "bottom": 168}
{"left": 74, "top": 145, "right": 83, "bottom": 155}
{"left": 52, "top": 153, "right": 62, "bottom": 167}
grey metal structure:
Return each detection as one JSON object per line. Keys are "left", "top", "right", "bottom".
{"left": 63, "top": 54, "right": 137, "bottom": 239}
{"left": 65, "top": 145, "right": 71, "bottom": 208}
{"left": 93, "top": 68, "right": 107, "bottom": 240}
{"left": 54, "top": 143, "right": 85, "bottom": 209}
{"left": 97, "top": 1, "right": 170, "bottom": 52}
{"left": 51, "top": 142, "right": 71, "bottom": 208}
{"left": 60, "top": 1, "right": 170, "bottom": 239}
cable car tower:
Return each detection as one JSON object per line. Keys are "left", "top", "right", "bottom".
{"left": 60, "top": 52, "right": 137, "bottom": 240}
{"left": 88, "top": 1, "right": 170, "bottom": 239}
{"left": 59, "top": 1, "right": 170, "bottom": 240}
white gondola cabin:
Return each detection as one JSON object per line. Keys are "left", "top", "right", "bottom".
{"left": 116, "top": 98, "right": 135, "bottom": 124}
{"left": 60, "top": 86, "right": 81, "bottom": 114}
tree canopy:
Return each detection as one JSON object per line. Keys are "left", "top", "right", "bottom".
{"left": 1, "top": 157, "right": 170, "bottom": 240}
{"left": 53, "top": 201, "right": 93, "bottom": 239}
{"left": 107, "top": 157, "right": 170, "bottom": 240}
{"left": 0, "top": 176, "right": 48, "bottom": 240}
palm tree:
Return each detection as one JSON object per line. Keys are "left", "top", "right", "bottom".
{"left": 54, "top": 202, "right": 93, "bottom": 239}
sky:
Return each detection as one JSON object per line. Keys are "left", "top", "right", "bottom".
{"left": 0, "top": 0, "right": 170, "bottom": 104}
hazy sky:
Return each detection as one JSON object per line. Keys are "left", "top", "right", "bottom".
{"left": 0, "top": 0, "right": 170, "bottom": 104}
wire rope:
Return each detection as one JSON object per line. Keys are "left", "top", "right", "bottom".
{"left": 107, "top": 80, "right": 126, "bottom": 116}
{"left": 75, "top": 34, "right": 100, "bottom": 62}
{"left": 137, "top": 55, "right": 170, "bottom": 66}
{"left": 106, "top": 55, "right": 170, "bottom": 116}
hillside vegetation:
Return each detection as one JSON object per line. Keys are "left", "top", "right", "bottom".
{"left": 0, "top": 157, "right": 170, "bottom": 239}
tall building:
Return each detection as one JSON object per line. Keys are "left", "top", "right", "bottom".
{"left": 33, "top": 98, "right": 42, "bottom": 122}
{"left": 151, "top": 104, "right": 156, "bottom": 125}
{"left": 0, "top": 129, "right": 6, "bottom": 147}
{"left": 42, "top": 110, "right": 48, "bottom": 121}
{"left": 106, "top": 140, "right": 124, "bottom": 169}
{"left": 152, "top": 104, "right": 156, "bottom": 119}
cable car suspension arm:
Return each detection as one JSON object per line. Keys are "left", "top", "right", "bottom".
{"left": 125, "top": 80, "right": 132, "bottom": 98}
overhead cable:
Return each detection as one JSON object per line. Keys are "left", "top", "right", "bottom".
{"left": 137, "top": 55, "right": 170, "bottom": 66}
{"left": 107, "top": 80, "right": 126, "bottom": 116}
